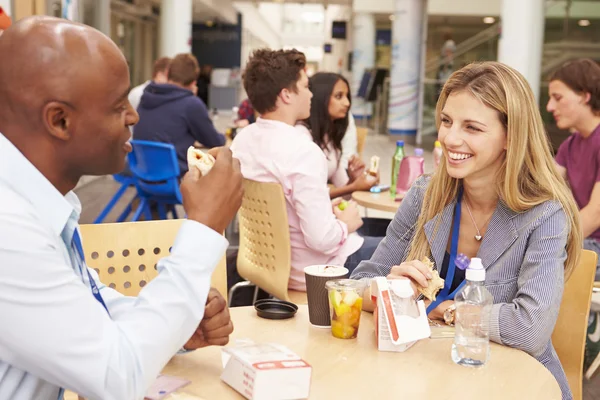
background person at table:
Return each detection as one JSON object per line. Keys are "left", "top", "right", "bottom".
{"left": 231, "top": 49, "right": 381, "bottom": 292}
{"left": 351, "top": 62, "right": 581, "bottom": 400}
{"left": 547, "top": 58, "right": 600, "bottom": 373}
{"left": 128, "top": 56, "right": 171, "bottom": 112}
{"left": 134, "top": 53, "right": 226, "bottom": 175}
{"left": 0, "top": 17, "right": 241, "bottom": 400}
{"left": 299, "top": 72, "right": 378, "bottom": 199}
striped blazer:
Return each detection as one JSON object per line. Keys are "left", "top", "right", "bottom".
{"left": 352, "top": 176, "right": 572, "bottom": 400}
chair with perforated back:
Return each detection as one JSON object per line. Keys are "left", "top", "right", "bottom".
{"left": 127, "top": 140, "right": 183, "bottom": 221}
{"left": 229, "top": 179, "right": 307, "bottom": 305}
{"left": 552, "top": 249, "right": 598, "bottom": 400}
{"left": 79, "top": 219, "right": 227, "bottom": 299}
{"left": 66, "top": 220, "right": 227, "bottom": 400}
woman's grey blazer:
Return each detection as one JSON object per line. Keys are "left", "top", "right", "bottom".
{"left": 352, "top": 176, "right": 573, "bottom": 400}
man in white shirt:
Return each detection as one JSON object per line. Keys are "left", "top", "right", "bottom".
{"left": 0, "top": 16, "right": 243, "bottom": 400}
{"left": 128, "top": 56, "right": 171, "bottom": 111}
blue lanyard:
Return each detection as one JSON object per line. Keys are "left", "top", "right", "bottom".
{"left": 72, "top": 229, "right": 111, "bottom": 316}
{"left": 426, "top": 188, "right": 467, "bottom": 314}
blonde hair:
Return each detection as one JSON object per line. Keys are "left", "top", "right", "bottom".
{"left": 407, "top": 62, "right": 582, "bottom": 278}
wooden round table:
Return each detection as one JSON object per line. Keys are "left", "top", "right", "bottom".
{"left": 352, "top": 190, "right": 401, "bottom": 213}
{"left": 163, "top": 306, "right": 561, "bottom": 399}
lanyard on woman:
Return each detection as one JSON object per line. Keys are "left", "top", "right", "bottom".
{"left": 426, "top": 188, "right": 467, "bottom": 314}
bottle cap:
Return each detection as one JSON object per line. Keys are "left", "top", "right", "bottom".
{"left": 396, "top": 140, "right": 405, "bottom": 147}
{"left": 466, "top": 257, "right": 486, "bottom": 281}
{"left": 434, "top": 141, "right": 442, "bottom": 148}
{"left": 414, "top": 148, "right": 424, "bottom": 157}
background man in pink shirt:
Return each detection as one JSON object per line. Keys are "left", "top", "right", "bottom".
{"left": 231, "top": 49, "right": 382, "bottom": 293}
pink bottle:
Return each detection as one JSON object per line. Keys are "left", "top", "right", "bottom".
{"left": 395, "top": 148, "right": 425, "bottom": 199}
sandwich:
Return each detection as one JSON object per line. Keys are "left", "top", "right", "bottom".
{"left": 187, "top": 146, "right": 215, "bottom": 176}
{"left": 417, "top": 257, "right": 445, "bottom": 301}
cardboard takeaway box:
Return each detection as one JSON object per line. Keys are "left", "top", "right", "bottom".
{"left": 220, "top": 342, "right": 312, "bottom": 400}
{"left": 371, "top": 277, "right": 431, "bottom": 352}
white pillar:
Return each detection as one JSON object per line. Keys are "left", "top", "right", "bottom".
{"left": 498, "top": 0, "right": 545, "bottom": 101}
{"left": 351, "top": 12, "right": 375, "bottom": 119}
{"left": 61, "top": 0, "right": 80, "bottom": 21}
{"left": 160, "top": 0, "right": 192, "bottom": 57}
{"left": 95, "top": 0, "right": 111, "bottom": 37}
{"left": 388, "top": 0, "right": 426, "bottom": 136}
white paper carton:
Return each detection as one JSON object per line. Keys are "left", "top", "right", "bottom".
{"left": 220, "top": 342, "right": 312, "bottom": 400}
{"left": 371, "top": 277, "right": 431, "bottom": 352}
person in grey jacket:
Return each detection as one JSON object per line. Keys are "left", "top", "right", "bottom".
{"left": 352, "top": 61, "right": 582, "bottom": 400}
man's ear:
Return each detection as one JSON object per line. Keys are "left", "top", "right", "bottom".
{"left": 279, "top": 88, "right": 292, "bottom": 105}
{"left": 42, "top": 101, "right": 72, "bottom": 141}
{"left": 582, "top": 92, "right": 592, "bottom": 106}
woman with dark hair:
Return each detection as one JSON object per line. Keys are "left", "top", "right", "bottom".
{"left": 547, "top": 58, "right": 600, "bottom": 372}
{"left": 299, "top": 72, "right": 378, "bottom": 199}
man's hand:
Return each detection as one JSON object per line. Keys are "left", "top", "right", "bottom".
{"left": 184, "top": 288, "right": 234, "bottom": 350}
{"left": 181, "top": 147, "right": 243, "bottom": 233}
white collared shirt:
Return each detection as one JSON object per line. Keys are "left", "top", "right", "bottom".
{"left": 0, "top": 133, "right": 228, "bottom": 400}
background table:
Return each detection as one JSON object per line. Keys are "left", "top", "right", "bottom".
{"left": 163, "top": 306, "right": 561, "bottom": 400}
{"left": 352, "top": 190, "right": 401, "bottom": 213}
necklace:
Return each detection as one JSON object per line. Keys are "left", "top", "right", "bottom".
{"left": 463, "top": 198, "right": 494, "bottom": 241}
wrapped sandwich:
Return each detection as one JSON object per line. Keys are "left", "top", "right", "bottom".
{"left": 187, "top": 146, "right": 215, "bottom": 176}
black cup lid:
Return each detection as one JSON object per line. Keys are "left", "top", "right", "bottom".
{"left": 254, "top": 299, "right": 298, "bottom": 320}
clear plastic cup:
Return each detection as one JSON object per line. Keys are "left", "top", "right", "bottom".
{"left": 326, "top": 279, "right": 365, "bottom": 339}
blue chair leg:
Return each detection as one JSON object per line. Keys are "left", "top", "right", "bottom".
{"left": 157, "top": 203, "right": 168, "bottom": 220}
{"left": 94, "top": 182, "right": 130, "bottom": 223}
{"left": 116, "top": 196, "right": 137, "bottom": 222}
{"left": 143, "top": 201, "right": 154, "bottom": 221}
{"left": 171, "top": 205, "right": 179, "bottom": 219}
{"left": 131, "top": 198, "right": 149, "bottom": 222}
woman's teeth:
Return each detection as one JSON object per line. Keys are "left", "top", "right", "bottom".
{"left": 448, "top": 152, "right": 473, "bottom": 160}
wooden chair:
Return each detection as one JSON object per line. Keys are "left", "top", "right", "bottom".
{"left": 72, "top": 220, "right": 228, "bottom": 400}
{"left": 552, "top": 249, "right": 598, "bottom": 400}
{"left": 229, "top": 179, "right": 307, "bottom": 305}
{"left": 356, "top": 127, "right": 368, "bottom": 158}
{"left": 79, "top": 220, "right": 227, "bottom": 299}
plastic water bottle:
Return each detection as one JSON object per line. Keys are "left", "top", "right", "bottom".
{"left": 390, "top": 140, "right": 405, "bottom": 198}
{"left": 433, "top": 141, "right": 443, "bottom": 170}
{"left": 451, "top": 257, "right": 493, "bottom": 367}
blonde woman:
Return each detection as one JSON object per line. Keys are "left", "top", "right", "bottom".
{"left": 352, "top": 62, "right": 581, "bottom": 400}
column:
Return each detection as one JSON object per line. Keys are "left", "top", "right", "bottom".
{"left": 61, "top": 0, "right": 78, "bottom": 20}
{"left": 388, "top": 0, "right": 426, "bottom": 136}
{"left": 160, "top": 0, "right": 192, "bottom": 57}
{"left": 351, "top": 12, "right": 375, "bottom": 119}
{"left": 94, "top": 0, "right": 110, "bottom": 36}
{"left": 498, "top": 0, "right": 545, "bottom": 101}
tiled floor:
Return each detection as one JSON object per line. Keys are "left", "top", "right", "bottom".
{"left": 75, "top": 129, "right": 599, "bottom": 398}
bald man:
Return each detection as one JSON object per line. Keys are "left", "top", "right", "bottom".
{"left": 0, "top": 17, "right": 243, "bottom": 400}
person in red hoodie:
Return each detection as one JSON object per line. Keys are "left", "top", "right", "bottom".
{"left": 0, "top": 6, "right": 11, "bottom": 36}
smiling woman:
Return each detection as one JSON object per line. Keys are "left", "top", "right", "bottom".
{"left": 351, "top": 61, "right": 582, "bottom": 400}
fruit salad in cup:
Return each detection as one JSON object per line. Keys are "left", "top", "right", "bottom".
{"left": 326, "top": 279, "right": 365, "bottom": 339}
